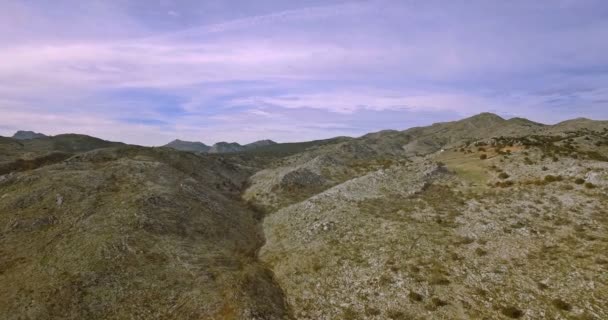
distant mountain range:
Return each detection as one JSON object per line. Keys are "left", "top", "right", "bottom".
{"left": 163, "top": 139, "right": 277, "bottom": 153}
{"left": 5, "top": 130, "right": 278, "bottom": 154}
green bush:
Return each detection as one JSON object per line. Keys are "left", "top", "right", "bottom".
{"left": 574, "top": 178, "right": 585, "bottom": 185}
{"left": 480, "top": 154, "right": 488, "bottom": 160}
{"left": 498, "top": 172, "right": 510, "bottom": 179}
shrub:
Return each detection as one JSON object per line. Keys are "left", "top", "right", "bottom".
{"left": 475, "top": 248, "right": 488, "bottom": 256}
{"left": 551, "top": 298, "right": 572, "bottom": 311}
{"left": 544, "top": 175, "right": 563, "bottom": 183}
{"left": 498, "top": 172, "right": 510, "bottom": 179}
{"left": 541, "top": 166, "right": 549, "bottom": 171}
{"left": 429, "top": 274, "right": 450, "bottom": 285}
{"left": 495, "top": 181, "right": 514, "bottom": 188}
{"left": 365, "top": 307, "right": 381, "bottom": 316}
{"left": 574, "top": 178, "right": 585, "bottom": 185}
{"left": 585, "top": 182, "right": 596, "bottom": 189}
{"left": 480, "top": 154, "right": 488, "bottom": 160}
{"left": 386, "top": 310, "right": 408, "bottom": 320}
{"left": 342, "top": 307, "right": 359, "bottom": 320}
{"left": 501, "top": 306, "right": 525, "bottom": 318}
{"left": 431, "top": 297, "right": 449, "bottom": 307}
{"left": 408, "top": 291, "right": 424, "bottom": 302}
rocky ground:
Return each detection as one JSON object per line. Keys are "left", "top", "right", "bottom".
{"left": 258, "top": 146, "right": 608, "bottom": 319}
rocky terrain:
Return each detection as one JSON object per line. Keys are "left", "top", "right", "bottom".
{"left": 1, "top": 113, "right": 607, "bottom": 319}
{"left": 0, "top": 144, "right": 290, "bottom": 319}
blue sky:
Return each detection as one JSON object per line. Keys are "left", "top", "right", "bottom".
{"left": 1, "top": 0, "right": 607, "bottom": 145}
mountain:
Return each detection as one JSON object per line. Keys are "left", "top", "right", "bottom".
{"left": 164, "top": 139, "right": 277, "bottom": 153}
{"left": 163, "top": 139, "right": 210, "bottom": 152}
{"left": 12, "top": 130, "right": 47, "bottom": 140}
{"left": 1, "top": 113, "right": 607, "bottom": 319}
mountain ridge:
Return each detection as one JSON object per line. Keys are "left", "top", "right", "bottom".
{"left": 163, "top": 139, "right": 278, "bottom": 153}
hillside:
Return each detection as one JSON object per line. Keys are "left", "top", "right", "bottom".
{"left": 0, "top": 146, "right": 291, "bottom": 319}
{"left": 1, "top": 113, "right": 607, "bottom": 319}
{"left": 247, "top": 114, "right": 608, "bottom": 319}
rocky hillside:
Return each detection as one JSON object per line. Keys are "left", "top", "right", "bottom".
{"left": 249, "top": 114, "right": 608, "bottom": 320}
{"left": 0, "top": 145, "right": 291, "bottom": 319}
{"left": 1, "top": 113, "right": 607, "bottom": 319}
{"left": 259, "top": 140, "right": 608, "bottom": 319}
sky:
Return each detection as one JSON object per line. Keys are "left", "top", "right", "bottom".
{"left": 1, "top": 0, "right": 608, "bottom": 146}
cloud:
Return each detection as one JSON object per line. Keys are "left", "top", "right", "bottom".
{"left": 0, "top": 0, "right": 607, "bottom": 145}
